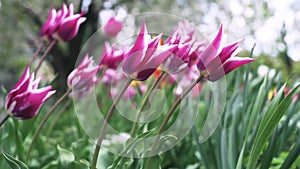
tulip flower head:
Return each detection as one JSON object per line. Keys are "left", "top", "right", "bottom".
{"left": 122, "top": 23, "right": 176, "bottom": 81}
{"left": 5, "top": 67, "right": 55, "bottom": 119}
{"left": 99, "top": 41, "right": 124, "bottom": 70}
{"left": 40, "top": 3, "right": 86, "bottom": 42}
{"left": 68, "top": 54, "right": 100, "bottom": 99}
{"left": 197, "top": 25, "right": 255, "bottom": 81}
{"left": 103, "top": 17, "right": 123, "bottom": 37}
{"left": 162, "top": 20, "right": 206, "bottom": 74}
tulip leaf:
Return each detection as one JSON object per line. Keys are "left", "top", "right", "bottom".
{"left": 247, "top": 84, "right": 300, "bottom": 169}
{"left": 245, "top": 77, "right": 267, "bottom": 137}
{"left": 0, "top": 149, "right": 28, "bottom": 169}
{"left": 280, "top": 138, "right": 300, "bottom": 169}
{"left": 235, "top": 143, "right": 245, "bottom": 169}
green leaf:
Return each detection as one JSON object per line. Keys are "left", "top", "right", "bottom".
{"left": 245, "top": 77, "right": 267, "bottom": 138}
{"left": 57, "top": 145, "right": 75, "bottom": 163}
{"left": 1, "top": 149, "right": 28, "bottom": 169}
{"left": 247, "top": 84, "right": 300, "bottom": 169}
{"left": 235, "top": 143, "right": 245, "bottom": 169}
{"left": 280, "top": 138, "right": 300, "bottom": 169}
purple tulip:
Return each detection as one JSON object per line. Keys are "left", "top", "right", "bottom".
{"left": 99, "top": 41, "right": 124, "bottom": 70}
{"left": 122, "top": 23, "right": 176, "bottom": 81}
{"left": 40, "top": 3, "right": 86, "bottom": 42}
{"left": 197, "top": 25, "right": 255, "bottom": 81}
{"left": 5, "top": 67, "right": 55, "bottom": 119}
{"left": 67, "top": 54, "right": 100, "bottom": 99}
{"left": 162, "top": 20, "right": 207, "bottom": 74}
{"left": 103, "top": 17, "right": 123, "bottom": 37}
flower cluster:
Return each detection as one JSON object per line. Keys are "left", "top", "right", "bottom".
{"left": 4, "top": 8, "right": 254, "bottom": 120}
{"left": 94, "top": 21, "right": 254, "bottom": 99}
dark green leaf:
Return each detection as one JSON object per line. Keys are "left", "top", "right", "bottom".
{"left": 1, "top": 149, "right": 28, "bottom": 169}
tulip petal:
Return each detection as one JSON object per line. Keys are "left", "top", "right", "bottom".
{"left": 197, "top": 24, "right": 223, "bottom": 70}
{"left": 223, "top": 57, "right": 255, "bottom": 74}
{"left": 219, "top": 39, "right": 243, "bottom": 63}
{"left": 56, "top": 15, "right": 86, "bottom": 41}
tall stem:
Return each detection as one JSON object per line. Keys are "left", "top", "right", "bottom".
{"left": 130, "top": 72, "right": 166, "bottom": 137}
{"left": 34, "top": 40, "right": 57, "bottom": 74}
{"left": 91, "top": 79, "right": 132, "bottom": 169}
{"left": 29, "top": 43, "right": 44, "bottom": 67}
{"left": 46, "top": 99, "right": 72, "bottom": 137}
{"left": 144, "top": 75, "right": 203, "bottom": 169}
{"left": 27, "top": 89, "right": 71, "bottom": 161}
{"left": 0, "top": 114, "right": 10, "bottom": 128}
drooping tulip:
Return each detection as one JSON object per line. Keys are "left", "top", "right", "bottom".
{"left": 103, "top": 17, "right": 123, "bottom": 37}
{"left": 197, "top": 25, "right": 255, "bottom": 81}
{"left": 67, "top": 54, "right": 100, "bottom": 99}
{"left": 5, "top": 67, "right": 55, "bottom": 119}
{"left": 122, "top": 23, "right": 176, "bottom": 81}
{"left": 40, "top": 3, "right": 86, "bottom": 42}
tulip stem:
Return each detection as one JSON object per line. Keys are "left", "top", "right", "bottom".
{"left": 34, "top": 40, "right": 57, "bottom": 74}
{"left": 0, "top": 114, "right": 10, "bottom": 128}
{"left": 144, "top": 75, "right": 203, "bottom": 169}
{"left": 46, "top": 99, "right": 72, "bottom": 137}
{"left": 26, "top": 89, "right": 71, "bottom": 162}
{"left": 130, "top": 72, "right": 166, "bottom": 137}
{"left": 109, "top": 72, "right": 166, "bottom": 168}
{"left": 91, "top": 79, "right": 133, "bottom": 169}
{"left": 29, "top": 43, "right": 44, "bottom": 67}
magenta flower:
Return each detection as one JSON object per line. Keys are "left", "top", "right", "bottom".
{"left": 40, "top": 3, "right": 86, "bottom": 42}
{"left": 99, "top": 41, "right": 124, "bottom": 70}
{"left": 197, "top": 25, "right": 255, "bottom": 81}
{"left": 5, "top": 67, "right": 55, "bottom": 119}
{"left": 103, "top": 17, "right": 123, "bottom": 37}
{"left": 122, "top": 23, "right": 176, "bottom": 81}
{"left": 68, "top": 54, "right": 100, "bottom": 99}
{"left": 162, "top": 20, "right": 206, "bottom": 74}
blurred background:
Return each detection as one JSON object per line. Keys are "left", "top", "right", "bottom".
{"left": 0, "top": 0, "right": 299, "bottom": 91}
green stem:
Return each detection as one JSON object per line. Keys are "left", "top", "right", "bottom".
{"left": 34, "top": 40, "right": 57, "bottom": 74}
{"left": 29, "top": 43, "right": 44, "bottom": 67}
{"left": 0, "top": 114, "right": 10, "bottom": 128}
{"left": 109, "top": 72, "right": 166, "bottom": 168}
{"left": 46, "top": 99, "right": 72, "bottom": 137}
{"left": 91, "top": 79, "right": 133, "bottom": 169}
{"left": 26, "top": 89, "right": 71, "bottom": 161}
{"left": 130, "top": 72, "right": 166, "bottom": 137}
{"left": 144, "top": 75, "right": 203, "bottom": 169}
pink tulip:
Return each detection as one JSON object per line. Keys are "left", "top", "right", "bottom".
{"left": 122, "top": 23, "right": 176, "bottom": 81}
{"left": 99, "top": 41, "right": 124, "bottom": 70}
{"left": 67, "top": 54, "right": 100, "bottom": 99}
{"left": 5, "top": 67, "right": 55, "bottom": 119}
{"left": 197, "top": 25, "right": 255, "bottom": 81}
{"left": 101, "top": 68, "right": 125, "bottom": 86}
{"left": 40, "top": 3, "right": 86, "bottom": 42}
{"left": 162, "top": 20, "right": 206, "bottom": 74}
{"left": 103, "top": 17, "right": 123, "bottom": 37}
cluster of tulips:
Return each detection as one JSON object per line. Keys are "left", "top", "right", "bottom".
{"left": 0, "top": 2, "right": 255, "bottom": 168}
